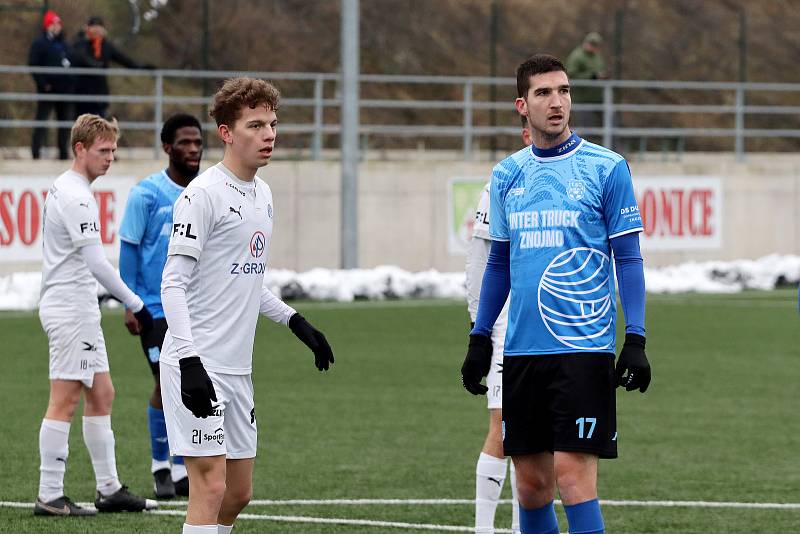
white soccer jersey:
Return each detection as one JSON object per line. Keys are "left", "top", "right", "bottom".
{"left": 161, "top": 163, "right": 275, "bottom": 375}
{"left": 39, "top": 170, "right": 102, "bottom": 316}
{"left": 472, "top": 182, "right": 491, "bottom": 241}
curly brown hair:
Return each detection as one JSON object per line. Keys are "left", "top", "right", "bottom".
{"left": 209, "top": 77, "right": 280, "bottom": 128}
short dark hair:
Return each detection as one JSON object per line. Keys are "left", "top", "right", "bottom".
{"left": 210, "top": 77, "right": 280, "bottom": 128}
{"left": 516, "top": 54, "right": 567, "bottom": 98}
{"left": 161, "top": 113, "right": 202, "bottom": 145}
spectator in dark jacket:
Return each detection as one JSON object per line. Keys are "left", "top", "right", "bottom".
{"left": 28, "top": 10, "right": 73, "bottom": 160}
{"left": 70, "top": 16, "right": 154, "bottom": 118}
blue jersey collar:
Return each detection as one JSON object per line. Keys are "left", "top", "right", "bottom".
{"left": 530, "top": 133, "right": 582, "bottom": 159}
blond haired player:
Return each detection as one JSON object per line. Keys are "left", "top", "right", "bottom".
{"left": 35, "top": 114, "right": 157, "bottom": 516}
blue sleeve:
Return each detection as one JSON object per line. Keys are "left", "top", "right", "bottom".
{"left": 603, "top": 160, "right": 643, "bottom": 238}
{"left": 610, "top": 232, "right": 646, "bottom": 336}
{"left": 119, "top": 185, "right": 151, "bottom": 245}
{"left": 470, "top": 240, "right": 511, "bottom": 337}
{"left": 119, "top": 240, "right": 139, "bottom": 296}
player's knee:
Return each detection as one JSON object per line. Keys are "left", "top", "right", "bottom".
{"left": 554, "top": 467, "right": 596, "bottom": 503}
{"left": 228, "top": 485, "right": 252, "bottom": 511}
{"left": 515, "top": 472, "right": 554, "bottom": 506}
{"left": 201, "top": 478, "right": 227, "bottom": 503}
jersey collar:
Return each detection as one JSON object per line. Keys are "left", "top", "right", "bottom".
{"left": 529, "top": 133, "right": 583, "bottom": 161}
{"left": 216, "top": 163, "right": 255, "bottom": 189}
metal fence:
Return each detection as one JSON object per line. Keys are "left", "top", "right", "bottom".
{"left": 3, "top": 64, "right": 800, "bottom": 160}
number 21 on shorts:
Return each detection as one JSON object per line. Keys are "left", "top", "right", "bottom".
{"left": 576, "top": 417, "right": 596, "bottom": 439}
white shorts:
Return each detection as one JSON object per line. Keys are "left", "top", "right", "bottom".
{"left": 39, "top": 311, "right": 109, "bottom": 388}
{"left": 487, "top": 318, "right": 507, "bottom": 410}
{"left": 161, "top": 362, "right": 257, "bottom": 459}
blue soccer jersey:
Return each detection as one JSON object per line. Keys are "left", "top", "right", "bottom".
{"left": 119, "top": 170, "right": 185, "bottom": 318}
{"left": 489, "top": 133, "right": 643, "bottom": 355}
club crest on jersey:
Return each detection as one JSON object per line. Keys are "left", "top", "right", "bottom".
{"left": 250, "top": 231, "right": 265, "bottom": 258}
{"left": 566, "top": 180, "right": 585, "bottom": 201}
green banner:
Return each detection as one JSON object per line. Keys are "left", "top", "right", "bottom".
{"left": 448, "top": 177, "right": 487, "bottom": 254}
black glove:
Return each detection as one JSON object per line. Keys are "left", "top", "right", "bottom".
{"left": 134, "top": 304, "right": 154, "bottom": 334}
{"left": 461, "top": 333, "right": 493, "bottom": 395}
{"left": 179, "top": 356, "right": 217, "bottom": 418}
{"left": 289, "top": 313, "right": 334, "bottom": 371}
{"left": 615, "top": 333, "right": 651, "bottom": 393}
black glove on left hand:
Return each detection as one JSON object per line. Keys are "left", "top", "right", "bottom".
{"left": 134, "top": 305, "right": 154, "bottom": 334}
{"left": 461, "top": 334, "right": 493, "bottom": 395}
{"left": 615, "top": 333, "right": 651, "bottom": 393}
{"left": 289, "top": 313, "right": 334, "bottom": 371}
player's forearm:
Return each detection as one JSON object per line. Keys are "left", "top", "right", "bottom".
{"left": 161, "top": 254, "right": 198, "bottom": 359}
{"left": 465, "top": 236, "right": 491, "bottom": 323}
{"left": 118, "top": 240, "right": 138, "bottom": 297}
{"left": 611, "top": 232, "right": 646, "bottom": 336}
{"left": 79, "top": 243, "right": 143, "bottom": 311}
{"left": 471, "top": 240, "right": 511, "bottom": 337}
{"left": 259, "top": 284, "right": 296, "bottom": 325}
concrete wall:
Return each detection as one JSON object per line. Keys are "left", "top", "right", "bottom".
{"left": 2, "top": 153, "right": 799, "bottom": 273}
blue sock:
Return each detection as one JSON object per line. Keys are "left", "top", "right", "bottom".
{"left": 519, "top": 500, "right": 559, "bottom": 534}
{"left": 172, "top": 455, "right": 184, "bottom": 465}
{"left": 564, "top": 498, "right": 604, "bottom": 534}
{"left": 148, "top": 405, "right": 169, "bottom": 462}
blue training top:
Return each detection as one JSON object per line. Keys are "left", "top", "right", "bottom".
{"left": 485, "top": 133, "right": 643, "bottom": 355}
{"left": 119, "top": 170, "right": 185, "bottom": 318}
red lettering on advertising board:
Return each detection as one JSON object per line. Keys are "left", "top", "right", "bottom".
{"left": 94, "top": 191, "right": 115, "bottom": 244}
{"left": 17, "top": 191, "right": 39, "bottom": 245}
{"left": 637, "top": 187, "right": 714, "bottom": 238}
{"left": 0, "top": 191, "right": 13, "bottom": 246}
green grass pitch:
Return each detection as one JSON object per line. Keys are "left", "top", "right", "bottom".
{"left": 1, "top": 290, "right": 799, "bottom": 532}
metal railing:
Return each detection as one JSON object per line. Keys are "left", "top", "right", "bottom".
{"left": 3, "top": 65, "right": 800, "bottom": 160}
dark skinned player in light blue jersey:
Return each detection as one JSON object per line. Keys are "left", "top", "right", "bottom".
{"left": 119, "top": 114, "right": 203, "bottom": 499}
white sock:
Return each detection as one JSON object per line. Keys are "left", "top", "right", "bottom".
{"left": 152, "top": 459, "right": 171, "bottom": 473}
{"left": 172, "top": 462, "right": 188, "bottom": 482}
{"left": 82, "top": 415, "right": 122, "bottom": 496}
{"left": 182, "top": 525, "right": 217, "bottom": 533}
{"left": 38, "top": 419, "right": 70, "bottom": 503}
{"left": 218, "top": 525, "right": 234, "bottom": 533}
{"left": 475, "top": 452, "right": 508, "bottom": 534}
{"left": 509, "top": 460, "right": 521, "bottom": 534}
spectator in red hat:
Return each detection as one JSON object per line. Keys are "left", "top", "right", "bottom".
{"left": 28, "top": 9, "right": 74, "bottom": 159}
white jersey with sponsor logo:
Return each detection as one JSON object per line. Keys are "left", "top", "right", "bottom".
{"left": 39, "top": 169, "right": 102, "bottom": 316}
{"left": 472, "top": 182, "right": 491, "bottom": 241}
{"left": 160, "top": 163, "right": 274, "bottom": 375}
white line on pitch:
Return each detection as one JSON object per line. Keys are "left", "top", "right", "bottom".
{"left": 3, "top": 498, "right": 800, "bottom": 511}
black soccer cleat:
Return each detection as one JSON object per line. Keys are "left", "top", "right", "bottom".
{"left": 174, "top": 476, "right": 189, "bottom": 497}
{"left": 34, "top": 495, "right": 97, "bottom": 517}
{"left": 153, "top": 469, "right": 175, "bottom": 499}
{"left": 95, "top": 485, "right": 158, "bottom": 512}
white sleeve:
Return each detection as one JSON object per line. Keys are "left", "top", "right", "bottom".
{"left": 465, "top": 235, "right": 491, "bottom": 322}
{"left": 80, "top": 243, "right": 143, "bottom": 311}
{"left": 260, "top": 283, "right": 296, "bottom": 325}
{"left": 161, "top": 254, "right": 198, "bottom": 359}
